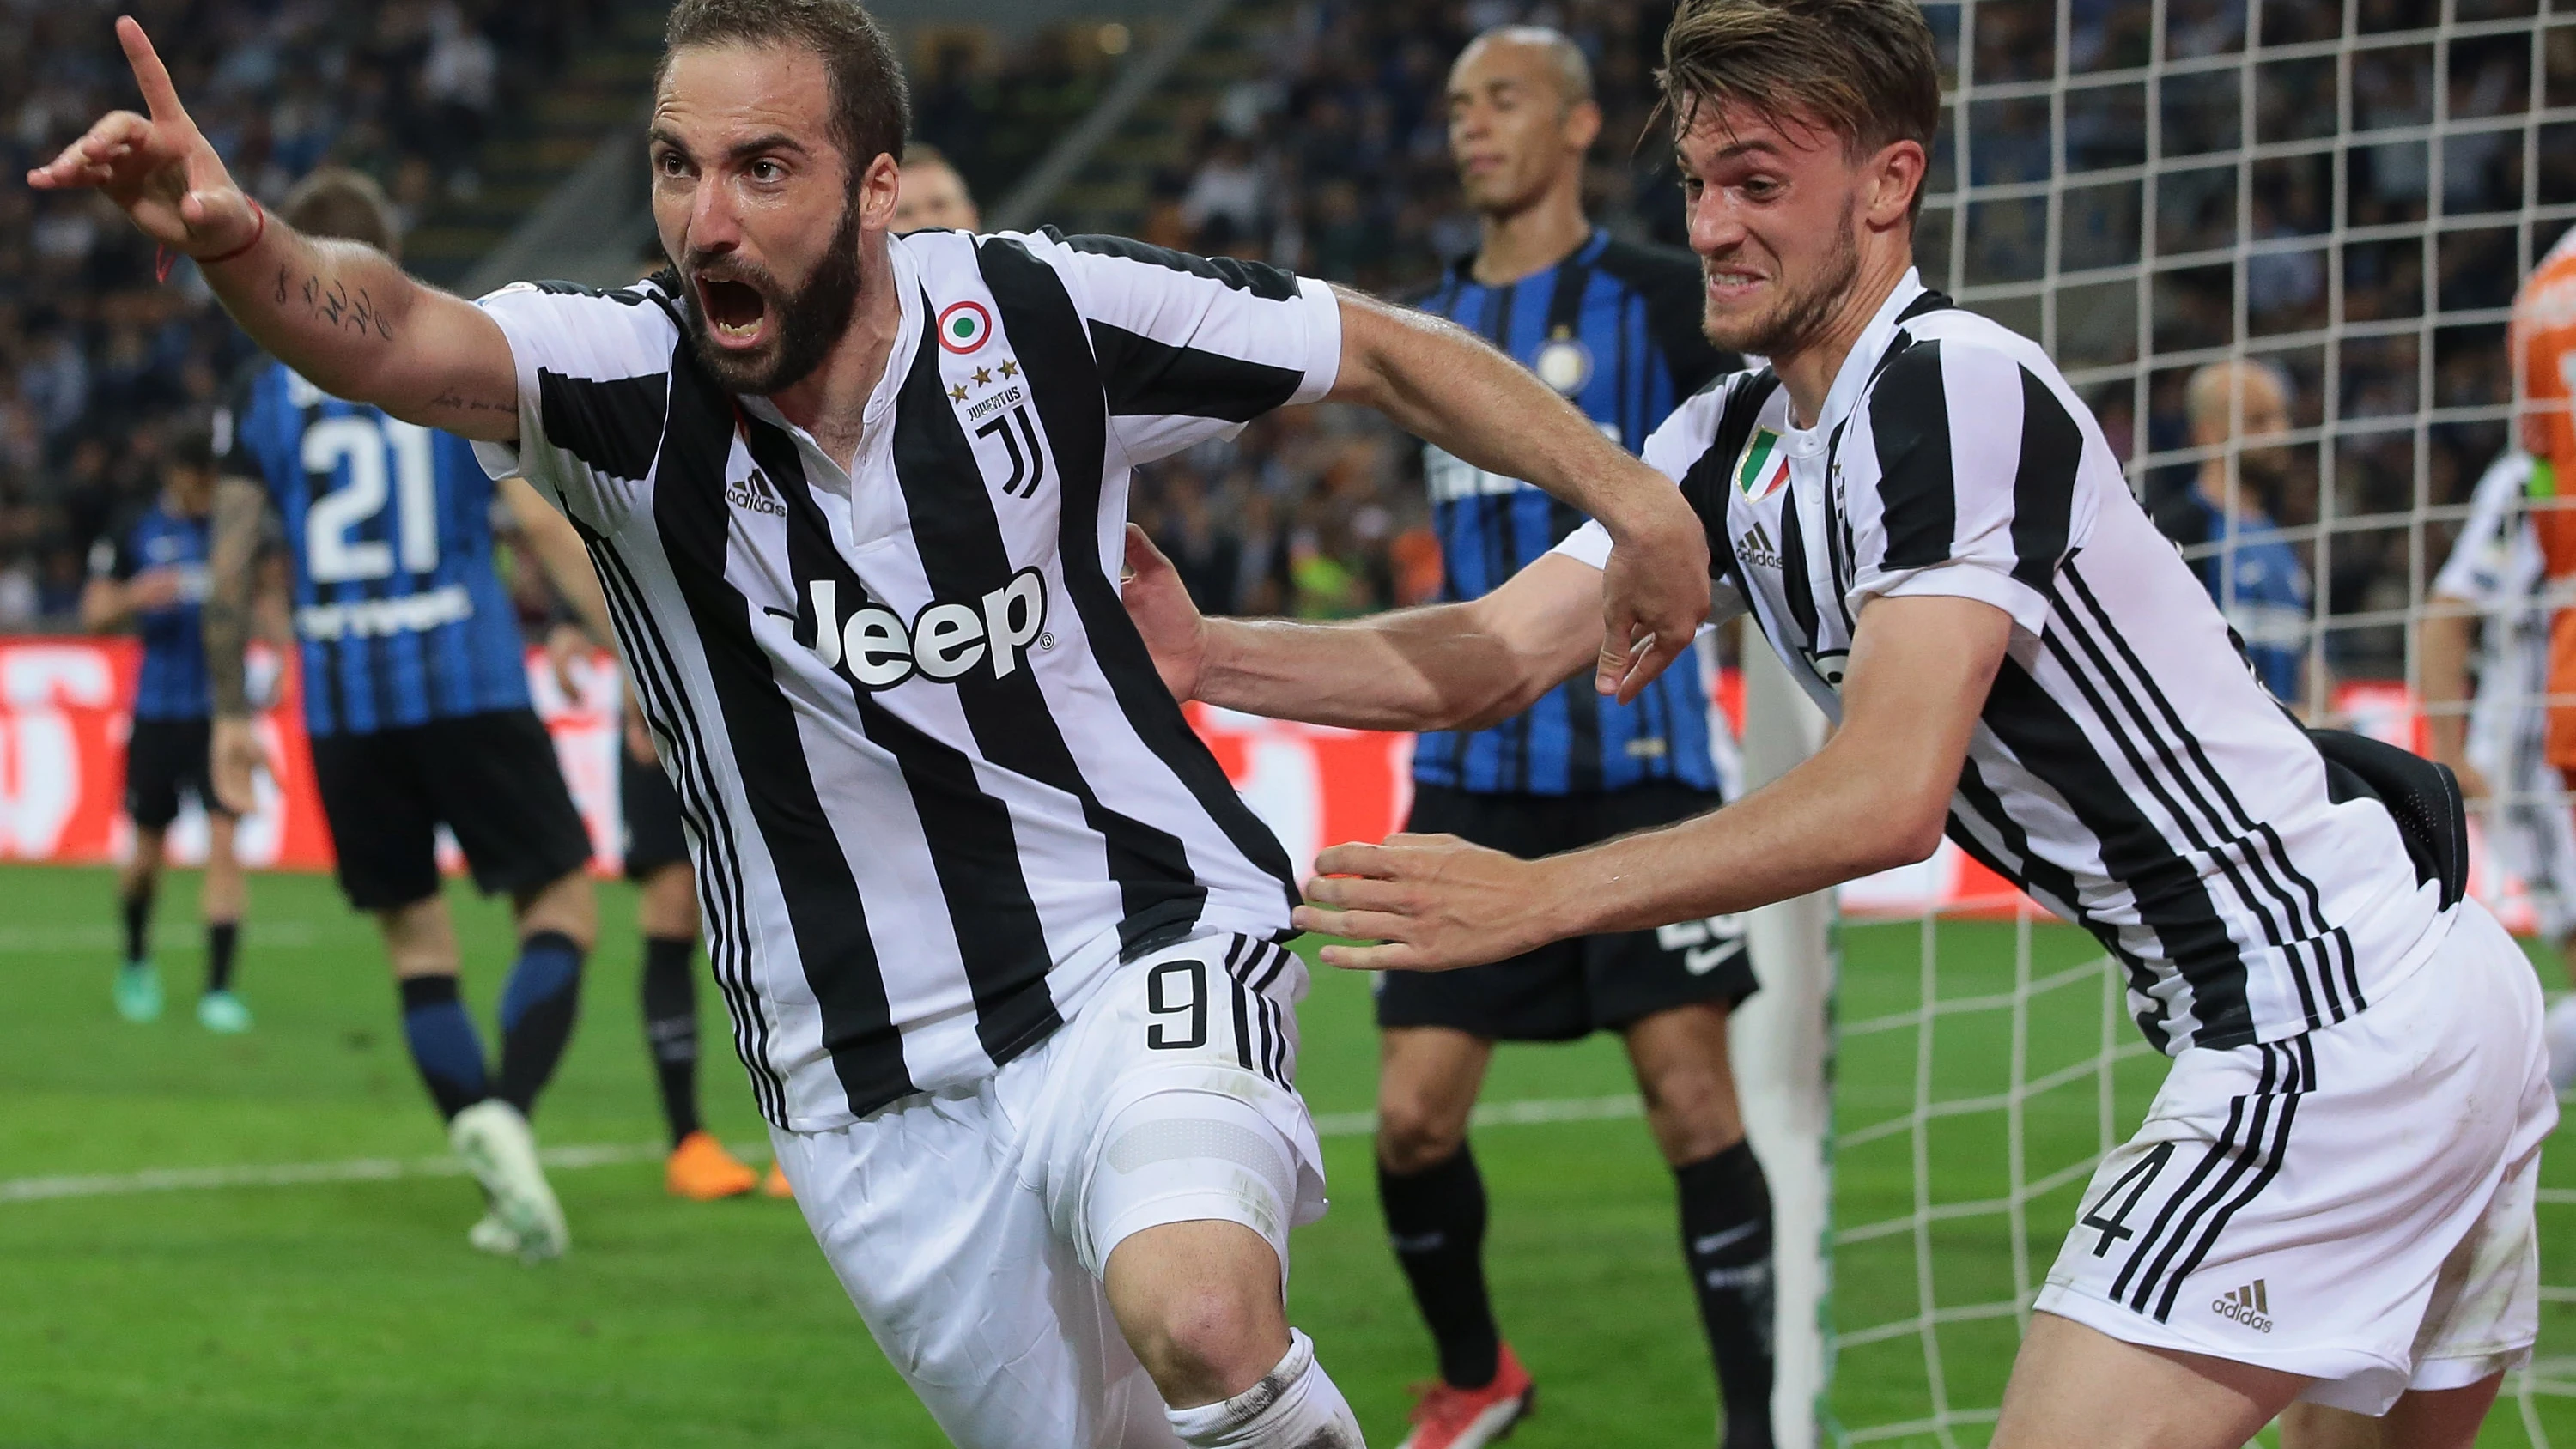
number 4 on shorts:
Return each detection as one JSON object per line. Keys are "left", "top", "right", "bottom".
{"left": 2080, "top": 1140, "right": 2176, "bottom": 1256}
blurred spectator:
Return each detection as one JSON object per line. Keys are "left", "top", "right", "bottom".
{"left": 908, "top": 23, "right": 1117, "bottom": 209}
{"left": 894, "top": 143, "right": 981, "bottom": 233}
{"left": 0, "top": 0, "right": 606, "bottom": 631}
{"left": 2176, "top": 361, "right": 2322, "bottom": 712}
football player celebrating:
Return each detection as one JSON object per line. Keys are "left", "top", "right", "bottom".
{"left": 1121, "top": 2, "right": 2549, "bottom": 1445}
{"left": 28, "top": 3, "right": 1710, "bottom": 1444}
{"left": 1373, "top": 27, "right": 1766, "bottom": 1449}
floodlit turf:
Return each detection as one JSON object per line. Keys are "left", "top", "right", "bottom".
{"left": 2, "top": 864, "right": 2571, "bottom": 1446}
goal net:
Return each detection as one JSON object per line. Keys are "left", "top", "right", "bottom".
{"left": 1750, "top": 3, "right": 2576, "bottom": 1446}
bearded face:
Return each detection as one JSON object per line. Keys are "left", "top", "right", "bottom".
{"left": 679, "top": 193, "right": 866, "bottom": 397}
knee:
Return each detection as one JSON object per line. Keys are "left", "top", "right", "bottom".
{"left": 517, "top": 871, "right": 598, "bottom": 948}
{"left": 1376, "top": 1088, "right": 1468, "bottom": 1175}
{"left": 1131, "top": 1282, "right": 1289, "bottom": 1408}
{"left": 1637, "top": 1059, "right": 1745, "bottom": 1166}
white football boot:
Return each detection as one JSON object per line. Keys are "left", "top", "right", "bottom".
{"left": 449, "top": 1100, "right": 568, "bottom": 1262}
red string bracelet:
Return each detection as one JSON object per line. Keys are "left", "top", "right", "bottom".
{"left": 155, "top": 198, "right": 266, "bottom": 283}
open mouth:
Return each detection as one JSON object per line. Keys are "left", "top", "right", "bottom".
{"left": 697, "top": 276, "right": 770, "bottom": 348}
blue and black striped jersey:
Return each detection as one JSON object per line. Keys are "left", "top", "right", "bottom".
{"left": 94, "top": 498, "right": 214, "bottom": 721}
{"left": 1412, "top": 228, "right": 1738, "bottom": 795}
{"left": 220, "top": 361, "right": 528, "bottom": 737}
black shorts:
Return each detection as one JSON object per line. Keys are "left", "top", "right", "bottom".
{"left": 125, "top": 718, "right": 226, "bottom": 830}
{"left": 620, "top": 749, "right": 690, "bottom": 882}
{"left": 308, "top": 708, "right": 594, "bottom": 912}
{"left": 1375, "top": 782, "right": 1759, "bottom": 1041}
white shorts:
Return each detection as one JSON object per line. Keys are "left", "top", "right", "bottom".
{"left": 2035, "top": 902, "right": 2555, "bottom": 1416}
{"left": 769, "top": 931, "right": 1327, "bottom": 1449}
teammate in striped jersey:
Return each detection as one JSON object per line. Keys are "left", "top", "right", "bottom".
{"left": 201, "top": 170, "right": 617, "bottom": 1262}
{"left": 1120, "top": 3, "right": 2549, "bottom": 1444}
{"left": 2419, "top": 446, "right": 2576, "bottom": 1088}
{"left": 1375, "top": 28, "right": 1767, "bottom": 1449}
{"left": 29, "top": 5, "right": 1712, "bottom": 1446}
{"left": 80, "top": 415, "right": 256, "bottom": 1031}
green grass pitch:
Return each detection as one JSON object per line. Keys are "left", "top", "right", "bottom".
{"left": 1, "top": 863, "right": 2570, "bottom": 1446}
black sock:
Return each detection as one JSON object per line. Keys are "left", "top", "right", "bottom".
{"left": 1677, "top": 1140, "right": 1776, "bottom": 1449}
{"left": 119, "top": 888, "right": 151, "bottom": 965}
{"left": 640, "top": 934, "right": 702, "bottom": 1149}
{"left": 205, "top": 921, "right": 240, "bottom": 994}
{"left": 495, "top": 931, "right": 586, "bottom": 1117}
{"left": 1379, "top": 1143, "right": 1501, "bottom": 1390}
{"left": 398, "top": 973, "right": 491, "bottom": 1122}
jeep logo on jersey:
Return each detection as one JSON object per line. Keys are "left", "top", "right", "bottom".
{"left": 793, "top": 569, "right": 1049, "bottom": 688}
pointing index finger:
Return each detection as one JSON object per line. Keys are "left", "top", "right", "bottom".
{"left": 117, "top": 16, "right": 188, "bottom": 126}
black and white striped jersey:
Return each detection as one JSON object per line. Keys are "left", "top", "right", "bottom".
{"left": 471, "top": 229, "right": 1339, "bottom": 1129}
{"left": 1559, "top": 270, "right": 2445, "bottom": 1055}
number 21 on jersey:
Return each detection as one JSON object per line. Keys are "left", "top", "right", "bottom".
{"left": 288, "top": 374, "right": 440, "bottom": 585}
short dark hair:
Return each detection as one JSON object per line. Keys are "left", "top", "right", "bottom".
{"left": 1659, "top": 0, "right": 1941, "bottom": 209}
{"left": 282, "top": 167, "right": 400, "bottom": 252}
{"left": 662, "top": 0, "right": 910, "bottom": 187}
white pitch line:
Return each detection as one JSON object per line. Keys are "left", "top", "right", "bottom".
{"left": 0, "top": 1094, "right": 1645, "bottom": 1205}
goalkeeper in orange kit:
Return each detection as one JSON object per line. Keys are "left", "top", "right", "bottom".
{"left": 2518, "top": 227, "right": 2576, "bottom": 779}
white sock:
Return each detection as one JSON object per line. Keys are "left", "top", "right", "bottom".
{"left": 1164, "top": 1329, "right": 1366, "bottom": 1448}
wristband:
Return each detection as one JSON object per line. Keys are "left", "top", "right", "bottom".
{"left": 155, "top": 199, "right": 266, "bottom": 283}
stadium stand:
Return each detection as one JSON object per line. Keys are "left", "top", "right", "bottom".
{"left": 1114, "top": 0, "right": 2571, "bottom": 668}
{"left": 0, "top": 0, "right": 640, "bottom": 628}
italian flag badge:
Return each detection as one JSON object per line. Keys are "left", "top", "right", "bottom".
{"left": 1735, "top": 427, "right": 1789, "bottom": 500}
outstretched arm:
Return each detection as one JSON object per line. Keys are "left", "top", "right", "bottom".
{"left": 1297, "top": 595, "right": 2012, "bottom": 970}
{"left": 26, "top": 18, "right": 517, "bottom": 440}
{"left": 1121, "top": 524, "right": 1600, "bottom": 732}
{"left": 1327, "top": 288, "right": 1712, "bottom": 704}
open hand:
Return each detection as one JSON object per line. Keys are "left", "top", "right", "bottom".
{"left": 1292, "top": 833, "right": 1569, "bottom": 971}
{"left": 1121, "top": 524, "right": 1207, "bottom": 701}
{"left": 25, "top": 17, "right": 259, "bottom": 260}
{"left": 1595, "top": 485, "right": 1712, "bottom": 703}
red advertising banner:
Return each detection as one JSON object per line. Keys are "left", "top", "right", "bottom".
{"left": 0, "top": 637, "right": 2535, "bottom": 933}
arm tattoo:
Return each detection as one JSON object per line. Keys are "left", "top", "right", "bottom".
{"left": 204, "top": 477, "right": 270, "bottom": 718}
{"left": 429, "top": 389, "right": 513, "bottom": 415}
{"left": 291, "top": 271, "right": 397, "bottom": 341}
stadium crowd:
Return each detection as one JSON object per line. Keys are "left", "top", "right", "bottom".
{"left": 0, "top": 0, "right": 609, "bottom": 627}
{"left": 1120, "top": 0, "right": 2576, "bottom": 688}
{"left": 3, "top": 0, "right": 2570, "bottom": 688}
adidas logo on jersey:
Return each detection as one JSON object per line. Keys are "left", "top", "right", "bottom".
{"left": 2211, "top": 1280, "right": 2272, "bottom": 1332}
{"left": 1736, "top": 522, "right": 1783, "bottom": 572}
{"left": 726, "top": 468, "right": 787, "bottom": 517}
{"left": 790, "top": 569, "right": 1052, "bottom": 689}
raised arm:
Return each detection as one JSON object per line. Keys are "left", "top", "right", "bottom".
{"left": 1121, "top": 525, "right": 1598, "bottom": 732}
{"left": 26, "top": 18, "right": 518, "bottom": 440}
{"left": 1326, "top": 287, "right": 1711, "bottom": 703}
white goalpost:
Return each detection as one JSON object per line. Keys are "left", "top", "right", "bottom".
{"left": 1740, "top": 3, "right": 2576, "bottom": 1445}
